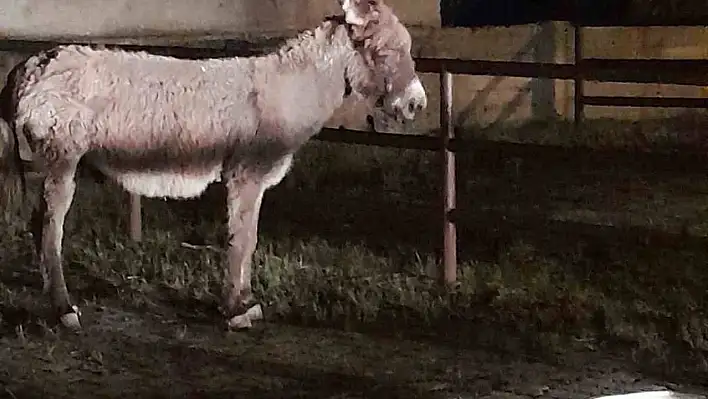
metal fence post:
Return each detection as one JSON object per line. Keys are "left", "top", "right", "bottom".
{"left": 440, "top": 70, "right": 458, "bottom": 286}
{"left": 573, "top": 23, "right": 584, "bottom": 127}
{"left": 129, "top": 193, "right": 142, "bottom": 242}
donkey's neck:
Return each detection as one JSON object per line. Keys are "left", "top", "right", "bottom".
{"left": 252, "top": 22, "right": 357, "bottom": 143}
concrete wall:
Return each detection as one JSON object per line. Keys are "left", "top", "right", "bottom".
{"left": 0, "top": 0, "right": 439, "bottom": 39}
{"left": 1, "top": 0, "right": 707, "bottom": 137}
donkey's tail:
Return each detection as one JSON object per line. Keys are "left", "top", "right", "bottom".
{"left": 0, "top": 62, "right": 28, "bottom": 220}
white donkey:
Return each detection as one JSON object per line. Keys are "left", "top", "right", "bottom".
{"left": 0, "top": 0, "right": 427, "bottom": 331}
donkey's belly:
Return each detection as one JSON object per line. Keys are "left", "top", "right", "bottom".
{"left": 111, "top": 169, "right": 222, "bottom": 198}
{"left": 94, "top": 161, "right": 223, "bottom": 199}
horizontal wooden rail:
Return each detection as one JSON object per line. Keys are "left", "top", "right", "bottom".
{"left": 581, "top": 58, "right": 708, "bottom": 72}
{"left": 415, "top": 58, "right": 577, "bottom": 80}
{"left": 582, "top": 96, "right": 708, "bottom": 108}
{"left": 317, "top": 128, "right": 439, "bottom": 151}
{"left": 579, "top": 58, "right": 708, "bottom": 85}
{"left": 416, "top": 57, "right": 708, "bottom": 85}
{"left": 579, "top": 21, "right": 708, "bottom": 27}
{"left": 316, "top": 127, "right": 708, "bottom": 173}
{"left": 0, "top": 38, "right": 281, "bottom": 56}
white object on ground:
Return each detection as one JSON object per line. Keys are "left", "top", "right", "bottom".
{"left": 60, "top": 305, "right": 82, "bottom": 330}
{"left": 227, "top": 304, "right": 263, "bottom": 330}
{"left": 594, "top": 391, "right": 706, "bottom": 399}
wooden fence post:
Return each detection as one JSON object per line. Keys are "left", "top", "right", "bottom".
{"left": 129, "top": 193, "right": 142, "bottom": 242}
{"left": 573, "top": 23, "right": 584, "bottom": 127}
{"left": 440, "top": 70, "right": 457, "bottom": 286}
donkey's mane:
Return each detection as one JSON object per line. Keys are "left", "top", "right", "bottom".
{"left": 265, "top": 15, "right": 353, "bottom": 66}
{"left": 278, "top": 15, "right": 349, "bottom": 52}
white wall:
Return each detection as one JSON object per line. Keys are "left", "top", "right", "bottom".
{"left": 0, "top": 0, "right": 439, "bottom": 39}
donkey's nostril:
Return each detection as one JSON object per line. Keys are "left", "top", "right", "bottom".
{"left": 408, "top": 99, "right": 424, "bottom": 115}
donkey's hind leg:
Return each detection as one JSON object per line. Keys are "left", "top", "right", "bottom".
{"left": 36, "top": 158, "right": 81, "bottom": 330}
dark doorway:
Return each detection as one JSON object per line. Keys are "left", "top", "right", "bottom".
{"left": 440, "top": 0, "right": 629, "bottom": 28}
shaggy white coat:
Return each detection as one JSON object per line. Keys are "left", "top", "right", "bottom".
{"left": 13, "top": 21, "right": 370, "bottom": 198}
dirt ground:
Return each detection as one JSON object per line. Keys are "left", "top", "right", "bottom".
{"left": 3, "top": 122, "right": 708, "bottom": 398}
{"left": 1, "top": 300, "right": 705, "bottom": 399}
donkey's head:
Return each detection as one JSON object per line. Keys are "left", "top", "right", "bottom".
{"left": 340, "top": 0, "right": 427, "bottom": 122}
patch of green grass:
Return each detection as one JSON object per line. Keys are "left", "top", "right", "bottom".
{"left": 2, "top": 118, "right": 708, "bottom": 378}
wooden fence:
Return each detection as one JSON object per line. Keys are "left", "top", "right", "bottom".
{"left": 3, "top": 23, "right": 708, "bottom": 285}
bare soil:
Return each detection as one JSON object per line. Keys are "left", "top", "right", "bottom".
{"left": 0, "top": 309, "right": 701, "bottom": 399}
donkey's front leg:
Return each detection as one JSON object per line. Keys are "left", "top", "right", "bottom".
{"left": 36, "top": 159, "right": 81, "bottom": 331}
{"left": 223, "top": 177, "right": 265, "bottom": 330}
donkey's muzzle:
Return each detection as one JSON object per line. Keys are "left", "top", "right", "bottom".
{"left": 391, "top": 77, "right": 428, "bottom": 121}
{"left": 395, "top": 97, "right": 425, "bottom": 120}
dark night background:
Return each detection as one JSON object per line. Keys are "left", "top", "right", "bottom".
{"left": 440, "top": 0, "right": 708, "bottom": 27}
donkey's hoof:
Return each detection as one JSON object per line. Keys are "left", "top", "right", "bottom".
{"left": 226, "top": 303, "right": 263, "bottom": 330}
{"left": 59, "top": 305, "right": 82, "bottom": 331}
{"left": 227, "top": 313, "right": 252, "bottom": 330}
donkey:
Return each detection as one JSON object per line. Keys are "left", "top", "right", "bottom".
{"left": 0, "top": 0, "right": 427, "bottom": 331}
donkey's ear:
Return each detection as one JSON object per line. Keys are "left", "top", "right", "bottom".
{"left": 339, "top": 0, "right": 381, "bottom": 26}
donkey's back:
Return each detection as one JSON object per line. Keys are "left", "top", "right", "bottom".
{"left": 11, "top": 45, "right": 270, "bottom": 198}
{"left": 17, "top": 45, "right": 258, "bottom": 152}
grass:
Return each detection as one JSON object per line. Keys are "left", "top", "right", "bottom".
{"left": 2, "top": 116, "right": 708, "bottom": 394}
